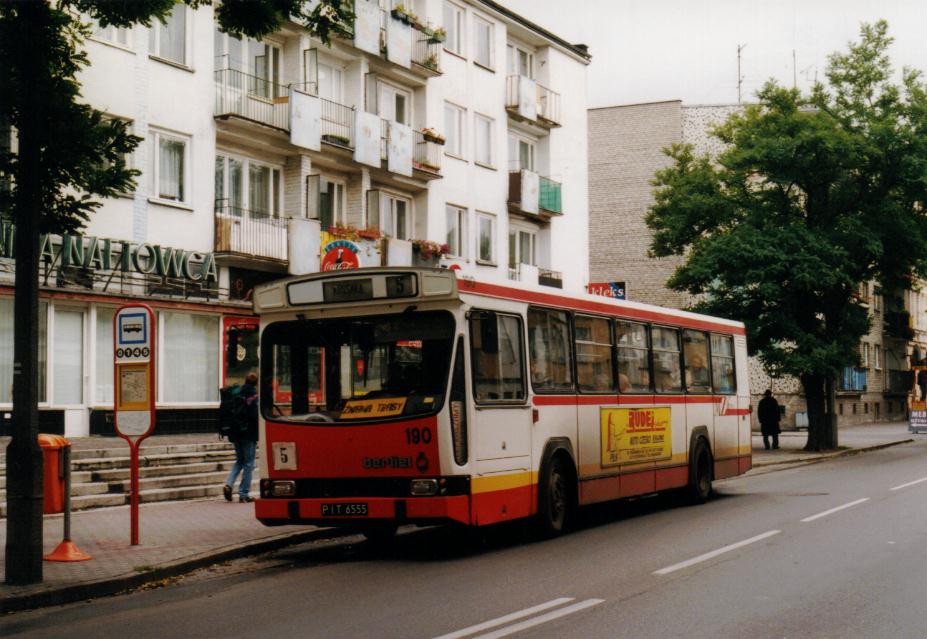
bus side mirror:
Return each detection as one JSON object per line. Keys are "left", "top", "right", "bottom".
{"left": 480, "top": 312, "right": 498, "bottom": 355}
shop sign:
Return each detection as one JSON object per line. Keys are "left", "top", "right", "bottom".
{"left": 588, "top": 281, "right": 627, "bottom": 300}
{"left": 0, "top": 221, "right": 218, "bottom": 283}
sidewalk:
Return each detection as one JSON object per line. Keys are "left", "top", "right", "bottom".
{"left": 1, "top": 423, "right": 920, "bottom": 613}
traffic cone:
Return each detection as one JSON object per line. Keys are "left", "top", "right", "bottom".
{"left": 45, "top": 539, "right": 92, "bottom": 562}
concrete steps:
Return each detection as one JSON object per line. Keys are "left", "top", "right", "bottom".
{"left": 0, "top": 441, "right": 261, "bottom": 518}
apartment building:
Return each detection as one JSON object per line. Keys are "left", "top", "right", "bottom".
{"left": 0, "top": 1, "right": 591, "bottom": 437}
{"left": 588, "top": 101, "right": 922, "bottom": 428}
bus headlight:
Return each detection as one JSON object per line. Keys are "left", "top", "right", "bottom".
{"left": 410, "top": 479, "right": 438, "bottom": 496}
{"left": 270, "top": 480, "right": 296, "bottom": 497}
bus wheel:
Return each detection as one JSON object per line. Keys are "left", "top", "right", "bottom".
{"left": 538, "top": 454, "right": 574, "bottom": 538}
{"left": 362, "top": 524, "right": 398, "bottom": 545}
{"left": 687, "top": 439, "right": 713, "bottom": 504}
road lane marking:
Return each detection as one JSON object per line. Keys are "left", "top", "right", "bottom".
{"left": 653, "top": 530, "right": 781, "bottom": 576}
{"left": 800, "top": 497, "right": 869, "bottom": 522}
{"left": 470, "top": 599, "right": 605, "bottom": 639}
{"left": 891, "top": 477, "right": 927, "bottom": 491}
{"left": 432, "top": 598, "right": 574, "bottom": 639}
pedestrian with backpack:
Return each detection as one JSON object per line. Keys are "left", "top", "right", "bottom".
{"left": 222, "top": 372, "right": 259, "bottom": 503}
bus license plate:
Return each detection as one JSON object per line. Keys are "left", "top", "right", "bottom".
{"left": 321, "top": 503, "right": 368, "bottom": 517}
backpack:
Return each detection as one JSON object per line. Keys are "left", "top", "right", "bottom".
{"left": 218, "top": 384, "right": 249, "bottom": 439}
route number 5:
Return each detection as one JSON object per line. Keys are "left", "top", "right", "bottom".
{"left": 272, "top": 442, "right": 297, "bottom": 470}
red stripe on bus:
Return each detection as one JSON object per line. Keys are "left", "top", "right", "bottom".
{"left": 458, "top": 280, "right": 746, "bottom": 335}
{"left": 532, "top": 395, "right": 742, "bottom": 406}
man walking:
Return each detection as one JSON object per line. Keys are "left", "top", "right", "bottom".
{"left": 224, "top": 372, "right": 259, "bottom": 503}
{"left": 758, "top": 389, "right": 781, "bottom": 450}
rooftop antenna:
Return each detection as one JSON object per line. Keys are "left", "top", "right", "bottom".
{"left": 737, "top": 43, "right": 748, "bottom": 103}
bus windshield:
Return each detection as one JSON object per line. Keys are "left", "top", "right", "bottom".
{"left": 261, "top": 311, "right": 456, "bottom": 423}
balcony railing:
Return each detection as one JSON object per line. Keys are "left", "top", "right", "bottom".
{"left": 413, "top": 130, "right": 442, "bottom": 174}
{"left": 214, "top": 201, "right": 288, "bottom": 262}
{"left": 838, "top": 366, "right": 867, "bottom": 392}
{"left": 509, "top": 170, "right": 563, "bottom": 217}
{"left": 505, "top": 75, "right": 561, "bottom": 127}
{"left": 539, "top": 176, "right": 562, "bottom": 214}
{"left": 321, "top": 96, "right": 354, "bottom": 147}
{"left": 412, "top": 36, "right": 441, "bottom": 73}
{"left": 538, "top": 268, "right": 563, "bottom": 289}
{"left": 214, "top": 68, "right": 289, "bottom": 131}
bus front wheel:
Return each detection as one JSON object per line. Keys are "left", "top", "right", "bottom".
{"left": 537, "top": 453, "right": 574, "bottom": 538}
{"left": 687, "top": 439, "right": 713, "bottom": 504}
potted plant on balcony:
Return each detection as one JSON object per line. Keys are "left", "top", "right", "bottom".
{"left": 426, "top": 26, "right": 447, "bottom": 44}
{"left": 422, "top": 53, "right": 440, "bottom": 71}
{"left": 328, "top": 224, "right": 382, "bottom": 242}
{"left": 411, "top": 239, "right": 450, "bottom": 266}
{"left": 391, "top": 3, "right": 418, "bottom": 25}
{"left": 322, "top": 133, "right": 352, "bottom": 147}
{"left": 421, "top": 127, "right": 445, "bottom": 145}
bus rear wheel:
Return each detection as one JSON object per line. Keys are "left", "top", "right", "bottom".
{"left": 537, "top": 454, "right": 574, "bottom": 538}
{"left": 687, "top": 439, "right": 713, "bottom": 504}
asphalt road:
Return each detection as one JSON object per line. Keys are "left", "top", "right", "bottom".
{"left": 5, "top": 440, "right": 927, "bottom": 639}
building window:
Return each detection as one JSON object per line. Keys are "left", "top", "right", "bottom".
{"left": 317, "top": 60, "right": 344, "bottom": 102}
{"left": 307, "top": 174, "right": 346, "bottom": 230}
{"left": 215, "top": 154, "right": 282, "bottom": 217}
{"left": 214, "top": 27, "right": 282, "bottom": 98}
{"left": 474, "top": 114, "right": 493, "bottom": 166}
{"left": 862, "top": 342, "right": 870, "bottom": 368}
{"left": 150, "top": 129, "right": 190, "bottom": 204}
{"left": 874, "top": 344, "right": 882, "bottom": 370}
{"left": 507, "top": 133, "right": 535, "bottom": 171}
{"left": 507, "top": 43, "right": 534, "bottom": 78}
{"left": 91, "top": 20, "right": 131, "bottom": 47}
{"left": 477, "top": 212, "right": 495, "bottom": 263}
{"left": 378, "top": 82, "right": 411, "bottom": 125}
{"left": 508, "top": 227, "right": 536, "bottom": 268}
{"left": 162, "top": 312, "right": 219, "bottom": 403}
{"left": 444, "top": 102, "right": 465, "bottom": 158}
{"left": 446, "top": 204, "right": 466, "bottom": 257}
{"left": 0, "top": 299, "right": 47, "bottom": 404}
{"left": 443, "top": 2, "right": 465, "bottom": 56}
{"left": 368, "top": 191, "right": 411, "bottom": 239}
{"left": 473, "top": 16, "right": 493, "bottom": 68}
{"left": 53, "top": 309, "right": 84, "bottom": 405}
{"left": 148, "top": 4, "right": 187, "bottom": 65}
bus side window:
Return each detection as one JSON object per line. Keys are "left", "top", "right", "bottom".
{"left": 528, "top": 307, "right": 575, "bottom": 393}
{"left": 616, "top": 320, "right": 650, "bottom": 392}
{"left": 469, "top": 313, "right": 526, "bottom": 402}
{"left": 683, "top": 330, "right": 711, "bottom": 393}
{"left": 575, "top": 315, "right": 614, "bottom": 393}
{"left": 710, "top": 334, "right": 736, "bottom": 394}
{"left": 652, "top": 326, "right": 683, "bottom": 393}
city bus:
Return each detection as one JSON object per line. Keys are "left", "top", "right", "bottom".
{"left": 253, "top": 267, "right": 751, "bottom": 539}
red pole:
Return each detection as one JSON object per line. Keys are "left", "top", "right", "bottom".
{"left": 130, "top": 442, "right": 140, "bottom": 545}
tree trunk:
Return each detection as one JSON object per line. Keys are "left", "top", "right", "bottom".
{"left": 801, "top": 372, "right": 838, "bottom": 451}
{"left": 4, "top": 0, "right": 47, "bottom": 585}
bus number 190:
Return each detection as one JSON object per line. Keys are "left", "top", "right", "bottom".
{"left": 405, "top": 427, "right": 432, "bottom": 445}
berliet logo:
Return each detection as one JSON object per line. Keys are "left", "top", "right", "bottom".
{"left": 363, "top": 456, "right": 412, "bottom": 469}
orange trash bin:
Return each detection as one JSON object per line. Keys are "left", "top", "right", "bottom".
{"left": 38, "top": 434, "right": 69, "bottom": 514}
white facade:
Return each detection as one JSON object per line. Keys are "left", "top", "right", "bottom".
{"left": 0, "top": 1, "right": 590, "bottom": 437}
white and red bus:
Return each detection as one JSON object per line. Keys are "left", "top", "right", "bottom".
{"left": 253, "top": 267, "right": 751, "bottom": 538}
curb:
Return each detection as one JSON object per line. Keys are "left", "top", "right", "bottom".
{"left": 1, "top": 526, "right": 354, "bottom": 614}
{"left": 752, "top": 439, "right": 915, "bottom": 468}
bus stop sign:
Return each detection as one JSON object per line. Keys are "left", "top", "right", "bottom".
{"left": 114, "top": 305, "right": 156, "bottom": 439}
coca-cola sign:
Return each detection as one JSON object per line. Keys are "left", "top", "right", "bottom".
{"left": 320, "top": 239, "right": 361, "bottom": 271}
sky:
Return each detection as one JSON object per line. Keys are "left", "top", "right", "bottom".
{"left": 502, "top": 0, "right": 927, "bottom": 107}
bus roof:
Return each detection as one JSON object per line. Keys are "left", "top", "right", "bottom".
{"left": 253, "top": 267, "right": 746, "bottom": 336}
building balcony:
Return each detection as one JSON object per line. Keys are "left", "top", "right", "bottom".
{"left": 214, "top": 202, "right": 289, "bottom": 269}
{"left": 214, "top": 68, "right": 289, "bottom": 131}
{"left": 885, "top": 369, "right": 912, "bottom": 395}
{"left": 508, "top": 170, "right": 562, "bottom": 218}
{"left": 884, "top": 310, "right": 915, "bottom": 340}
{"left": 321, "top": 96, "right": 355, "bottom": 148}
{"left": 505, "top": 75, "right": 561, "bottom": 129}
{"left": 348, "top": 2, "right": 441, "bottom": 77}
{"left": 838, "top": 366, "right": 867, "bottom": 393}
{"left": 373, "top": 119, "right": 443, "bottom": 179}
{"left": 507, "top": 263, "right": 563, "bottom": 289}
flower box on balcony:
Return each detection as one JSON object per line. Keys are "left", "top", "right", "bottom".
{"left": 411, "top": 239, "right": 450, "bottom": 266}
{"left": 322, "top": 133, "right": 351, "bottom": 147}
{"left": 424, "top": 27, "right": 447, "bottom": 43}
{"left": 413, "top": 160, "right": 441, "bottom": 173}
{"left": 391, "top": 5, "right": 418, "bottom": 25}
{"left": 421, "top": 128, "right": 445, "bottom": 145}
{"left": 328, "top": 224, "right": 382, "bottom": 242}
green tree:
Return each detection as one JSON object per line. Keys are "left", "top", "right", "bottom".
{"left": 1, "top": 0, "right": 353, "bottom": 585}
{"left": 646, "top": 21, "right": 927, "bottom": 452}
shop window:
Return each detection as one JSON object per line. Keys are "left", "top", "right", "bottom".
{"left": 162, "top": 312, "right": 219, "bottom": 402}
{"left": 0, "top": 298, "right": 47, "bottom": 403}
{"left": 95, "top": 307, "right": 115, "bottom": 403}
{"left": 53, "top": 309, "right": 84, "bottom": 405}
